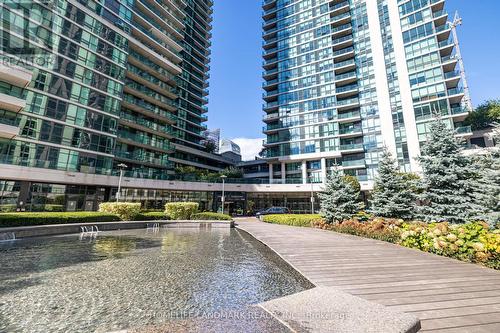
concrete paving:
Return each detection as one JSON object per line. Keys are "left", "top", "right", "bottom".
{"left": 260, "top": 287, "right": 420, "bottom": 333}
{"left": 236, "top": 218, "right": 500, "bottom": 333}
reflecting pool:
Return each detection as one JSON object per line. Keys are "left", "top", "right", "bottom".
{"left": 0, "top": 228, "right": 313, "bottom": 332}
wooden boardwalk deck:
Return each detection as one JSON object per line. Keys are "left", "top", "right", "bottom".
{"left": 236, "top": 218, "right": 500, "bottom": 333}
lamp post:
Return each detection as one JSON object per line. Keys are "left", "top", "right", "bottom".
{"left": 116, "top": 163, "right": 128, "bottom": 202}
{"left": 220, "top": 175, "right": 227, "bottom": 214}
{"left": 310, "top": 176, "right": 315, "bottom": 214}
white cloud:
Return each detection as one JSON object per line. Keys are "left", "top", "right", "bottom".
{"left": 231, "top": 138, "right": 264, "bottom": 161}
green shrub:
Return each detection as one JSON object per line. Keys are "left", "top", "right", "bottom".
{"left": 0, "top": 212, "right": 120, "bottom": 228}
{"left": 165, "top": 202, "right": 199, "bottom": 220}
{"left": 43, "top": 204, "right": 64, "bottom": 212}
{"left": 263, "top": 214, "right": 322, "bottom": 227}
{"left": 0, "top": 204, "right": 16, "bottom": 212}
{"left": 135, "top": 211, "right": 169, "bottom": 221}
{"left": 98, "top": 202, "right": 141, "bottom": 221}
{"left": 191, "top": 212, "right": 232, "bottom": 221}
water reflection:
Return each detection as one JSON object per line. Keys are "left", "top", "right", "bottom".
{"left": 0, "top": 228, "right": 312, "bottom": 333}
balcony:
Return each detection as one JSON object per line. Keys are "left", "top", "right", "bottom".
{"left": 441, "top": 55, "right": 458, "bottom": 72}
{"left": 331, "top": 12, "right": 351, "bottom": 27}
{"left": 331, "top": 23, "right": 352, "bottom": 37}
{"left": 263, "top": 67, "right": 278, "bottom": 79}
{"left": 0, "top": 92, "right": 26, "bottom": 113}
{"left": 332, "top": 35, "right": 353, "bottom": 49}
{"left": 334, "top": 58, "right": 356, "bottom": 74}
{"left": 0, "top": 65, "right": 32, "bottom": 87}
{"left": 263, "top": 78, "right": 279, "bottom": 90}
{"left": 438, "top": 39, "right": 454, "bottom": 56}
{"left": 338, "top": 110, "right": 361, "bottom": 122}
{"left": 263, "top": 89, "right": 279, "bottom": 99}
{"left": 339, "top": 126, "right": 363, "bottom": 137}
{"left": 342, "top": 159, "right": 366, "bottom": 168}
{"left": 335, "top": 71, "right": 357, "bottom": 86}
{"left": 333, "top": 46, "right": 355, "bottom": 62}
{"left": 263, "top": 113, "right": 280, "bottom": 122}
{"left": 447, "top": 87, "right": 465, "bottom": 104}
{"left": 435, "top": 23, "right": 451, "bottom": 41}
{"left": 432, "top": 9, "right": 448, "bottom": 26}
{"left": 330, "top": 1, "right": 350, "bottom": 15}
{"left": 0, "top": 117, "right": 19, "bottom": 139}
{"left": 263, "top": 101, "right": 279, "bottom": 111}
{"left": 455, "top": 125, "right": 472, "bottom": 136}
{"left": 337, "top": 97, "right": 359, "bottom": 111}
{"left": 450, "top": 106, "right": 469, "bottom": 121}
{"left": 336, "top": 83, "right": 358, "bottom": 98}
{"left": 339, "top": 143, "right": 364, "bottom": 152}
{"left": 444, "top": 70, "right": 461, "bottom": 88}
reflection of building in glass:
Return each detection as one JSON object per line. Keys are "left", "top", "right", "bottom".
{"left": 219, "top": 139, "right": 242, "bottom": 163}
{"left": 201, "top": 128, "right": 221, "bottom": 153}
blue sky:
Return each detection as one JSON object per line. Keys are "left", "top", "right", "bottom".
{"left": 206, "top": 0, "right": 500, "bottom": 159}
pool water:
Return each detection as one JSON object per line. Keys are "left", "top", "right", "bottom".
{"left": 0, "top": 228, "right": 312, "bottom": 332}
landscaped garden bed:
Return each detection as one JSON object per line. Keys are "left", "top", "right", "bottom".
{"left": 262, "top": 214, "right": 500, "bottom": 270}
{"left": 0, "top": 202, "right": 232, "bottom": 228}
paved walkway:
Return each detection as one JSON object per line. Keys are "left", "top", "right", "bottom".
{"left": 236, "top": 218, "right": 500, "bottom": 333}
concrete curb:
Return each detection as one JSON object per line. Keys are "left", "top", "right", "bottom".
{"left": 0, "top": 220, "right": 234, "bottom": 238}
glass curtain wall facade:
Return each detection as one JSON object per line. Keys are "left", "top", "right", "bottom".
{"left": 0, "top": 0, "right": 215, "bottom": 182}
{"left": 261, "top": 0, "right": 471, "bottom": 186}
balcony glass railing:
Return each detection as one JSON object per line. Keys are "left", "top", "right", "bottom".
{"left": 444, "top": 71, "right": 460, "bottom": 79}
{"left": 334, "top": 58, "right": 356, "bottom": 68}
{"left": 339, "top": 126, "right": 362, "bottom": 135}
{"left": 439, "top": 39, "right": 453, "bottom": 48}
{"left": 335, "top": 71, "right": 357, "bottom": 81}
{"left": 450, "top": 106, "right": 468, "bottom": 115}
{"left": 331, "top": 12, "right": 351, "bottom": 23}
{"left": 433, "top": 10, "right": 447, "bottom": 18}
{"left": 337, "top": 97, "right": 359, "bottom": 106}
{"left": 455, "top": 125, "right": 472, "bottom": 134}
{"left": 340, "top": 143, "right": 364, "bottom": 150}
{"left": 263, "top": 78, "right": 279, "bottom": 87}
{"left": 342, "top": 159, "right": 365, "bottom": 167}
{"left": 336, "top": 84, "right": 358, "bottom": 94}
{"left": 338, "top": 110, "right": 360, "bottom": 119}
{"left": 263, "top": 101, "right": 279, "bottom": 109}
{"left": 448, "top": 87, "right": 464, "bottom": 95}
{"left": 331, "top": 1, "right": 349, "bottom": 11}
{"left": 435, "top": 23, "right": 451, "bottom": 33}
{"left": 332, "top": 23, "right": 352, "bottom": 33}
{"left": 333, "top": 46, "right": 354, "bottom": 57}
{"left": 332, "top": 35, "right": 353, "bottom": 46}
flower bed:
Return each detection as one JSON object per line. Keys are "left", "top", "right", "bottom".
{"left": 264, "top": 214, "right": 500, "bottom": 269}
{"left": 262, "top": 214, "right": 322, "bottom": 227}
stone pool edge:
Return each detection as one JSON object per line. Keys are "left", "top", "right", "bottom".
{"left": 0, "top": 220, "right": 234, "bottom": 238}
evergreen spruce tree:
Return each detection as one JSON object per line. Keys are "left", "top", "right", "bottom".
{"left": 477, "top": 125, "right": 500, "bottom": 226}
{"left": 319, "top": 168, "right": 363, "bottom": 224}
{"left": 418, "top": 117, "right": 486, "bottom": 223}
{"left": 370, "top": 148, "right": 416, "bottom": 219}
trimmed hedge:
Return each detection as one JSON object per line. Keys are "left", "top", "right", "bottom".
{"left": 99, "top": 202, "right": 141, "bottom": 221}
{"left": 191, "top": 212, "right": 232, "bottom": 221}
{"left": 262, "top": 214, "right": 322, "bottom": 227}
{"left": 0, "top": 212, "right": 120, "bottom": 228}
{"left": 165, "top": 202, "right": 199, "bottom": 220}
{"left": 136, "top": 211, "right": 169, "bottom": 221}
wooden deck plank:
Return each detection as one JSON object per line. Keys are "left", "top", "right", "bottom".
{"left": 236, "top": 218, "right": 500, "bottom": 332}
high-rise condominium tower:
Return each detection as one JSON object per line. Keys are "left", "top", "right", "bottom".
{"left": 261, "top": 0, "right": 471, "bottom": 187}
{"left": 0, "top": 0, "right": 233, "bottom": 210}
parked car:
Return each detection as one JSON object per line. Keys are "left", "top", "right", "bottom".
{"left": 256, "top": 207, "right": 290, "bottom": 218}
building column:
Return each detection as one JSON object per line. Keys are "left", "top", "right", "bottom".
{"left": 302, "top": 160, "right": 307, "bottom": 184}
{"left": 281, "top": 162, "right": 286, "bottom": 184}
{"left": 320, "top": 158, "right": 327, "bottom": 183}
{"left": 269, "top": 163, "right": 273, "bottom": 183}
